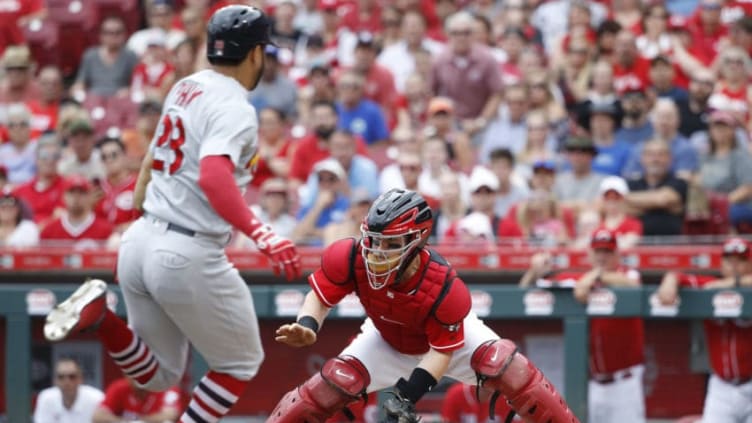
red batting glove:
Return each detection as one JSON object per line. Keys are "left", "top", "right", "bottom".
{"left": 249, "top": 220, "right": 301, "bottom": 281}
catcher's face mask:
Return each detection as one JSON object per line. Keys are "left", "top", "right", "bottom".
{"left": 360, "top": 227, "right": 421, "bottom": 290}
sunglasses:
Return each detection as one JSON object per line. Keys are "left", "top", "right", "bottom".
{"left": 56, "top": 373, "right": 79, "bottom": 380}
{"left": 7, "top": 121, "right": 29, "bottom": 128}
{"left": 318, "top": 175, "right": 338, "bottom": 183}
{"left": 38, "top": 151, "right": 61, "bottom": 161}
{"left": 700, "top": 3, "right": 722, "bottom": 9}
{"left": 723, "top": 242, "right": 749, "bottom": 256}
{"left": 101, "top": 29, "right": 125, "bottom": 35}
{"left": 399, "top": 165, "right": 421, "bottom": 172}
{"left": 449, "top": 30, "right": 472, "bottom": 37}
{"left": 4, "top": 66, "right": 28, "bottom": 72}
{"left": 101, "top": 151, "right": 121, "bottom": 161}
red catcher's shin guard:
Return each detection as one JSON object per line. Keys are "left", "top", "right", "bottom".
{"left": 471, "top": 339, "right": 579, "bottom": 423}
{"left": 267, "top": 355, "right": 371, "bottom": 423}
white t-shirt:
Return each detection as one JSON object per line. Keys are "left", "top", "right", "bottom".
{"left": 143, "top": 69, "right": 259, "bottom": 235}
{"left": 33, "top": 385, "right": 104, "bottom": 423}
{"left": 3, "top": 219, "right": 40, "bottom": 247}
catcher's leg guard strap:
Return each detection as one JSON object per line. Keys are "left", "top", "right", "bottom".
{"left": 471, "top": 339, "right": 580, "bottom": 423}
{"left": 267, "top": 355, "right": 371, "bottom": 423}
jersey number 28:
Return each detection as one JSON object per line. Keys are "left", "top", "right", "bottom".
{"left": 152, "top": 114, "right": 185, "bottom": 175}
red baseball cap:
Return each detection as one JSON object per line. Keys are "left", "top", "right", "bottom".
{"left": 590, "top": 228, "right": 618, "bottom": 251}
{"left": 617, "top": 79, "right": 646, "bottom": 97}
{"left": 65, "top": 175, "right": 92, "bottom": 192}
{"left": 318, "top": 0, "right": 339, "bottom": 11}
{"left": 722, "top": 237, "right": 750, "bottom": 259}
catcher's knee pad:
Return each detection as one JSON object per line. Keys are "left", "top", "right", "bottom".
{"left": 471, "top": 339, "right": 579, "bottom": 423}
{"left": 267, "top": 355, "right": 370, "bottom": 423}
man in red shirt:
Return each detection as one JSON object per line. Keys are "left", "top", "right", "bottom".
{"left": 0, "top": 45, "right": 41, "bottom": 107}
{"left": 12, "top": 134, "right": 66, "bottom": 227}
{"left": 611, "top": 30, "right": 651, "bottom": 93}
{"left": 40, "top": 175, "right": 114, "bottom": 248}
{"left": 92, "top": 377, "right": 181, "bottom": 423}
{"left": 520, "top": 228, "right": 645, "bottom": 423}
{"left": 269, "top": 189, "right": 577, "bottom": 423}
{"left": 349, "top": 32, "right": 398, "bottom": 126}
{"left": 94, "top": 137, "right": 139, "bottom": 230}
{"left": 288, "top": 101, "right": 368, "bottom": 189}
{"left": 657, "top": 237, "right": 752, "bottom": 422}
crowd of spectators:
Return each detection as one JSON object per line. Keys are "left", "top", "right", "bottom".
{"left": 0, "top": 0, "right": 751, "bottom": 250}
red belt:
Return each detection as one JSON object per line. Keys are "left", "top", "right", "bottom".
{"left": 593, "top": 370, "right": 633, "bottom": 385}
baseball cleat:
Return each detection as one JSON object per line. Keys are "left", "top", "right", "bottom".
{"left": 44, "top": 279, "right": 108, "bottom": 342}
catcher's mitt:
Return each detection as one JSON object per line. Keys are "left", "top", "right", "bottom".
{"left": 380, "top": 392, "right": 420, "bottom": 423}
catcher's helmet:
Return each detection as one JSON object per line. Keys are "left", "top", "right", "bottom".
{"left": 360, "top": 189, "right": 433, "bottom": 290}
{"left": 206, "top": 5, "right": 273, "bottom": 62}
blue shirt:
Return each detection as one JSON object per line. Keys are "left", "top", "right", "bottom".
{"left": 592, "top": 141, "right": 632, "bottom": 176}
{"left": 301, "top": 155, "right": 380, "bottom": 207}
{"left": 336, "top": 100, "right": 389, "bottom": 145}
{"left": 296, "top": 195, "right": 350, "bottom": 229}
{"left": 622, "top": 135, "right": 699, "bottom": 179}
{"left": 615, "top": 121, "right": 654, "bottom": 145}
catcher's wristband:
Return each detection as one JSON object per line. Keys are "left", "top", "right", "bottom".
{"left": 297, "top": 315, "right": 320, "bottom": 333}
{"left": 395, "top": 367, "right": 437, "bottom": 403}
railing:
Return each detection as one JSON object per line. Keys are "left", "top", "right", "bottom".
{"left": 3, "top": 284, "right": 752, "bottom": 422}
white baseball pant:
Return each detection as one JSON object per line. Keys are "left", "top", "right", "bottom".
{"left": 116, "top": 216, "right": 264, "bottom": 390}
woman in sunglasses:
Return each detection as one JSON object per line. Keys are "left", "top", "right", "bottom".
{"left": 0, "top": 191, "right": 38, "bottom": 247}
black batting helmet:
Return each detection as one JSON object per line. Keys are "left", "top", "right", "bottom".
{"left": 206, "top": 5, "right": 273, "bottom": 62}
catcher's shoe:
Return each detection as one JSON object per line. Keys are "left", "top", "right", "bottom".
{"left": 44, "top": 279, "right": 108, "bottom": 342}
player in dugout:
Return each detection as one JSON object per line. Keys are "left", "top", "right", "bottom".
{"left": 520, "top": 228, "right": 646, "bottom": 423}
{"left": 657, "top": 237, "right": 752, "bottom": 423}
{"left": 268, "top": 188, "right": 578, "bottom": 423}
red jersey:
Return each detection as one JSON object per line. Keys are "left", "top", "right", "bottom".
{"left": 25, "top": 100, "right": 58, "bottom": 140}
{"left": 250, "top": 140, "right": 293, "bottom": 189}
{"left": 309, "top": 238, "right": 471, "bottom": 354}
{"left": 95, "top": 174, "right": 139, "bottom": 225}
{"left": 677, "top": 273, "right": 752, "bottom": 381}
{"left": 708, "top": 83, "right": 750, "bottom": 122}
{"left": 597, "top": 216, "right": 643, "bottom": 238}
{"left": 612, "top": 57, "right": 652, "bottom": 93}
{"left": 40, "top": 213, "right": 114, "bottom": 245}
{"left": 288, "top": 134, "right": 369, "bottom": 183}
{"left": 12, "top": 175, "right": 67, "bottom": 225}
{"left": 686, "top": 17, "right": 727, "bottom": 66}
{"left": 340, "top": 3, "right": 382, "bottom": 33}
{"left": 100, "top": 378, "right": 181, "bottom": 420}
{"left": 552, "top": 270, "right": 645, "bottom": 374}
{"left": 441, "top": 383, "right": 519, "bottom": 423}
{"left": 131, "top": 61, "right": 175, "bottom": 91}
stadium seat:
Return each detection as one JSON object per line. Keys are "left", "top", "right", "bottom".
{"left": 683, "top": 192, "right": 730, "bottom": 235}
{"left": 95, "top": 0, "right": 142, "bottom": 35}
{"left": 47, "top": 0, "right": 99, "bottom": 77}
{"left": 22, "top": 20, "right": 60, "bottom": 70}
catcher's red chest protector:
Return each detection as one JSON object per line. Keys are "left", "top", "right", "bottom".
{"left": 321, "top": 238, "right": 468, "bottom": 355}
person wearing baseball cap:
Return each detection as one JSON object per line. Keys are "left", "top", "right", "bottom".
{"left": 583, "top": 101, "right": 631, "bottom": 176}
{"left": 519, "top": 227, "right": 645, "bottom": 422}
{"left": 292, "top": 157, "right": 350, "bottom": 245}
{"left": 597, "top": 176, "right": 642, "bottom": 249}
{"left": 554, "top": 136, "right": 606, "bottom": 210}
{"left": 40, "top": 175, "right": 114, "bottom": 246}
{"left": 614, "top": 78, "right": 653, "bottom": 146}
{"left": 699, "top": 109, "right": 752, "bottom": 232}
{"left": 0, "top": 45, "right": 38, "bottom": 104}
{"left": 248, "top": 43, "right": 299, "bottom": 120}
{"left": 658, "top": 238, "right": 752, "bottom": 422}
{"left": 351, "top": 31, "right": 398, "bottom": 115}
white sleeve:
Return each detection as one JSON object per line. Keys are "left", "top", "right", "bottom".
{"left": 198, "top": 106, "right": 257, "bottom": 167}
{"left": 32, "top": 390, "right": 54, "bottom": 423}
